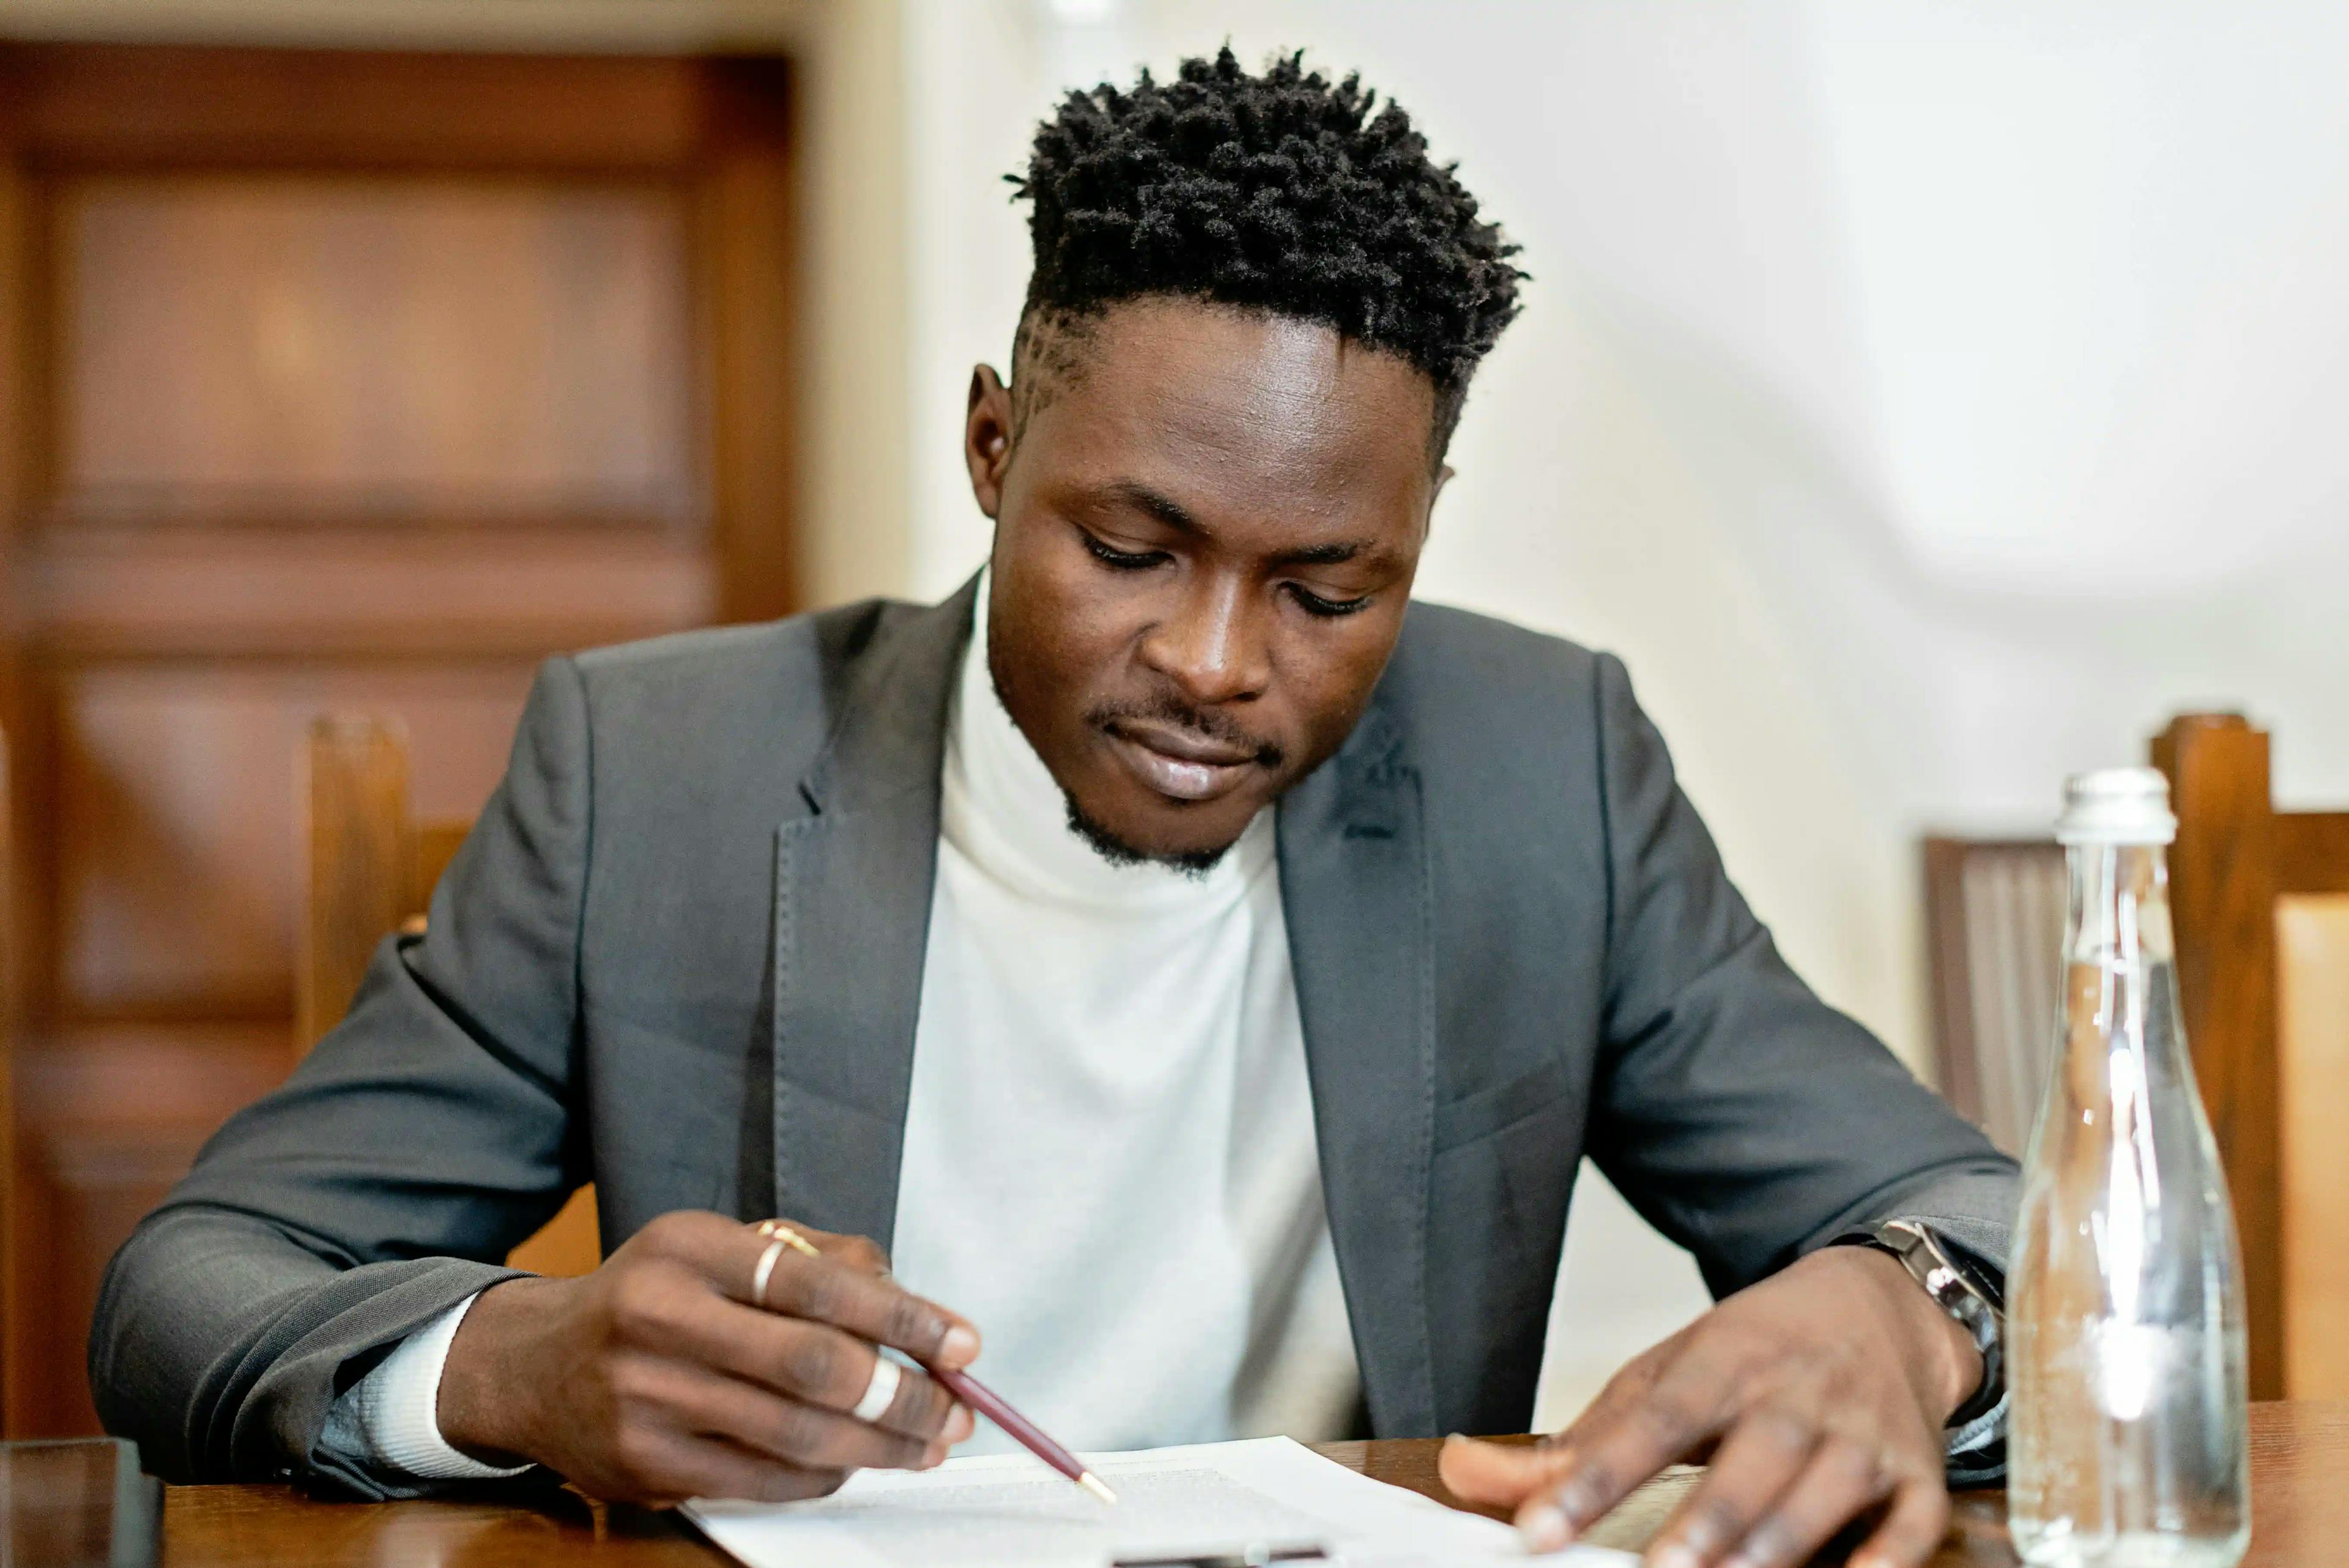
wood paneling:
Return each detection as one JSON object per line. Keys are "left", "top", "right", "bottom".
{"left": 1, "top": 43, "right": 800, "bottom": 1436}
{"left": 30, "top": 528, "right": 716, "bottom": 656}
{"left": 0, "top": 46, "right": 711, "bottom": 171}
{"left": 705, "top": 127, "right": 798, "bottom": 624}
{"left": 54, "top": 176, "right": 694, "bottom": 524}
{"left": 56, "top": 661, "right": 531, "bottom": 1019}
{"left": 2277, "top": 897, "right": 2349, "bottom": 1400}
{"left": 54, "top": 657, "right": 533, "bottom": 1018}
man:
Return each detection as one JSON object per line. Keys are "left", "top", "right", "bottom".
{"left": 95, "top": 50, "right": 2014, "bottom": 1568}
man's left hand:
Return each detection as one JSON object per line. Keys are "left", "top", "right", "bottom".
{"left": 1439, "top": 1244, "right": 1981, "bottom": 1568}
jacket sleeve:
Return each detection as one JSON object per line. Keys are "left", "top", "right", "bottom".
{"left": 89, "top": 656, "right": 596, "bottom": 1496}
{"left": 1581, "top": 653, "right": 2018, "bottom": 1299}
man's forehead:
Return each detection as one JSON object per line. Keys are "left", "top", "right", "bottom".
{"left": 1026, "top": 298, "right": 1438, "bottom": 509}
{"left": 1076, "top": 298, "right": 1429, "bottom": 417}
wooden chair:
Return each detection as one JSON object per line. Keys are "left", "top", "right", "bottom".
{"left": 299, "top": 717, "right": 600, "bottom": 1278}
{"left": 1926, "top": 711, "right": 2349, "bottom": 1402}
{"left": 2154, "top": 713, "right": 2349, "bottom": 1403}
{"left": 1921, "top": 835, "right": 2067, "bottom": 1158}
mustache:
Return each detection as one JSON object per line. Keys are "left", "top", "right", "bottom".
{"left": 1085, "top": 693, "right": 1286, "bottom": 770}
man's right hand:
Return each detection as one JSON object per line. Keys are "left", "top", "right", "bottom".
{"left": 435, "top": 1210, "right": 979, "bottom": 1503}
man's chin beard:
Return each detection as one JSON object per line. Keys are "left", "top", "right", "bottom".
{"left": 1063, "top": 793, "right": 1231, "bottom": 878}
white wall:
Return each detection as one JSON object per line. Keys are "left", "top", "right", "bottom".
{"left": 891, "top": 0, "right": 2349, "bottom": 1426}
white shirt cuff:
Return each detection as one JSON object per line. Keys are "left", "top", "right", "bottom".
{"left": 319, "top": 1292, "right": 533, "bottom": 1482}
{"left": 1945, "top": 1388, "right": 2008, "bottom": 1457}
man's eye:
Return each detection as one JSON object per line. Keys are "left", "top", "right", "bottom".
{"left": 1288, "top": 584, "right": 1373, "bottom": 618}
{"left": 1082, "top": 534, "right": 1168, "bottom": 571}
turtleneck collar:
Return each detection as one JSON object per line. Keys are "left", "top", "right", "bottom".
{"left": 939, "top": 569, "right": 1275, "bottom": 913}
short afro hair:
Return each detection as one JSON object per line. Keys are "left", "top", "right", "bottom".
{"left": 1009, "top": 46, "right": 1524, "bottom": 453}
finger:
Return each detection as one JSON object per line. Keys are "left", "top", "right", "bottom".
{"left": 664, "top": 1300, "right": 972, "bottom": 1443}
{"left": 1439, "top": 1351, "right": 1672, "bottom": 1507}
{"left": 722, "top": 1227, "right": 980, "bottom": 1367}
{"left": 1436, "top": 1435, "right": 1579, "bottom": 1506}
{"left": 655, "top": 1361, "right": 943, "bottom": 1473}
{"left": 1515, "top": 1364, "right": 1729, "bottom": 1551}
{"left": 1706, "top": 1433, "right": 1896, "bottom": 1568}
{"left": 630, "top": 1429, "right": 850, "bottom": 1506}
{"left": 1642, "top": 1405, "right": 1822, "bottom": 1567}
{"left": 1847, "top": 1475, "right": 1951, "bottom": 1568}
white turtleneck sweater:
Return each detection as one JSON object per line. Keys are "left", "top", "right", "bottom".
{"left": 893, "top": 572, "right": 1359, "bottom": 1452}
{"left": 325, "top": 574, "right": 1360, "bottom": 1479}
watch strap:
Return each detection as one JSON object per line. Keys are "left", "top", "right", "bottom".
{"left": 1844, "top": 1219, "right": 2006, "bottom": 1430}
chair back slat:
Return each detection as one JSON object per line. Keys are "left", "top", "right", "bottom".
{"left": 297, "top": 716, "right": 599, "bottom": 1276}
{"left": 2153, "top": 712, "right": 2287, "bottom": 1399}
{"left": 1924, "top": 837, "right": 2066, "bottom": 1156}
{"left": 2274, "top": 812, "right": 2349, "bottom": 896}
{"left": 298, "top": 717, "right": 414, "bottom": 1056}
{"left": 415, "top": 823, "right": 472, "bottom": 913}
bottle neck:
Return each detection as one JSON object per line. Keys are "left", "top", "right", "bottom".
{"left": 2065, "top": 841, "right": 2175, "bottom": 974}
{"left": 2060, "top": 840, "right": 2180, "bottom": 1085}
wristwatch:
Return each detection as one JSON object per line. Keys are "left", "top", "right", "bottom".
{"left": 1847, "top": 1219, "right": 2005, "bottom": 1429}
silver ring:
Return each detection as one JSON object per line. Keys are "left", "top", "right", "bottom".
{"left": 850, "top": 1355, "right": 902, "bottom": 1423}
{"left": 751, "top": 1239, "right": 787, "bottom": 1307}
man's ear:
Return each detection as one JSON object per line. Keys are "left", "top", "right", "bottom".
{"left": 1423, "top": 463, "right": 1455, "bottom": 544}
{"left": 965, "top": 365, "right": 1015, "bottom": 519}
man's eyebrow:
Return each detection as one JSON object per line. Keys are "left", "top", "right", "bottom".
{"left": 1271, "top": 540, "right": 1374, "bottom": 568}
{"left": 1099, "top": 481, "right": 1387, "bottom": 570}
{"left": 1101, "top": 479, "right": 1203, "bottom": 535}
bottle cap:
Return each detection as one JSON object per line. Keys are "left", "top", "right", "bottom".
{"left": 2055, "top": 767, "right": 2177, "bottom": 846}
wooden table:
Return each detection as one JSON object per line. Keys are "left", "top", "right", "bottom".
{"left": 147, "top": 1401, "right": 2347, "bottom": 1566}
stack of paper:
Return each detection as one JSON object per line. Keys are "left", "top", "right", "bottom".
{"left": 685, "top": 1436, "right": 1633, "bottom": 1567}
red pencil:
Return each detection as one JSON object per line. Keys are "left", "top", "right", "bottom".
{"left": 929, "top": 1363, "right": 1119, "bottom": 1504}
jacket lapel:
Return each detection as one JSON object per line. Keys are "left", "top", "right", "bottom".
{"left": 1277, "top": 696, "right": 1439, "bottom": 1438}
{"left": 769, "top": 580, "right": 976, "bottom": 1252}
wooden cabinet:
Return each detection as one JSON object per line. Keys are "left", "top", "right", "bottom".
{"left": 0, "top": 43, "right": 800, "bottom": 1436}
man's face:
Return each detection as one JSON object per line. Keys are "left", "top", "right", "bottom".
{"left": 965, "top": 297, "right": 1442, "bottom": 868}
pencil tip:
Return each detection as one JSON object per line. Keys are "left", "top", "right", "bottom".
{"left": 1078, "top": 1471, "right": 1118, "bottom": 1506}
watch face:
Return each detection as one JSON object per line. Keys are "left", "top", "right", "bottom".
{"left": 1884, "top": 1223, "right": 2004, "bottom": 1315}
{"left": 1931, "top": 1239, "right": 2005, "bottom": 1311}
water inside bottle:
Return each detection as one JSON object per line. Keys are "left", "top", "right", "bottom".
{"left": 2006, "top": 788, "right": 2249, "bottom": 1568}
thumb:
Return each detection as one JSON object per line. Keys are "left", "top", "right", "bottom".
{"left": 1436, "top": 1434, "right": 1578, "bottom": 1504}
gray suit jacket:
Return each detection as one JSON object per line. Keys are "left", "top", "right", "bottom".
{"left": 91, "top": 580, "right": 2016, "bottom": 1496}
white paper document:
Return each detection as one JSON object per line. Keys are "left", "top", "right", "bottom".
{"left": 684, "top": 1436, "right": 1634, "bottom": 1568}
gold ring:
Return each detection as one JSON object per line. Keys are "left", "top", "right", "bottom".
{"left": 751, "top": 1239, "right": 788, "bottom": 1307}
{"left": 754, "top": 1219, "right": 824, "bottom": 1259}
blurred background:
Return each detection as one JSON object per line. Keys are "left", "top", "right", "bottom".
{"left": 0, "top": 0, "right": 2343, "bottom": 1443}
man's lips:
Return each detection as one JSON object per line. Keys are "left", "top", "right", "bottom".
{"left": 1103, "top": 720, "right": 1263, "bottom": 804}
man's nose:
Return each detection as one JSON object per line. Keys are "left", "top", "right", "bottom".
{"left": 1138, "top": 575, "right": 1271, "bottom": 706}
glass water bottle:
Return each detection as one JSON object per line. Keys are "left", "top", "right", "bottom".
{"left": 2008, "top": 769, "right": 2249, "bottom": 1567}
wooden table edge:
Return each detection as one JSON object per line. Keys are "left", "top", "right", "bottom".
{"left": 143, "top": 1401, "right": 2348, "bottom": 1567}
